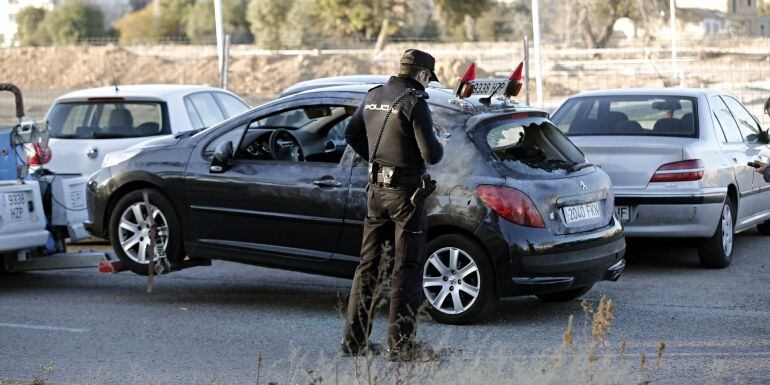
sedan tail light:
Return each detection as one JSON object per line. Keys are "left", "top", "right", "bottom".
{"left": 27, "top": 142, "right": 52, "bottom": 165}
{"left": 650, "top": 159, "right": 704, "bottom": 183}
{"left": 476, "top": 185, "right": 545, "bottom": 228}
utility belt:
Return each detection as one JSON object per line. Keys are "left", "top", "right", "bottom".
{"left": 369, "top": 162, "right": 437, "bottom": 206}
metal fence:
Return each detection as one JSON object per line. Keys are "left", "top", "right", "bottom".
{"left": 2, "top": 37, "right": 770, "bottom": 126}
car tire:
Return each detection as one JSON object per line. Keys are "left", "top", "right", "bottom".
{"left": 696, "top": 199, "right": 734, "bottom": 269}
{"left": 422, "top": 234, "right": 497, "bottom": 325}
{"left": 108, "top": 188, "right": 184, "bottom": 275}
{"left": 536, "top": 285, "right": 593, "bottom": 303}
{"left": 756, "top": 221, "right": 770, "bottom": 235}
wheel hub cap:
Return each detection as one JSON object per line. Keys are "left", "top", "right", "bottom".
{"left": 422, "top": 247, "right": 481, "bottom": 315}
{"left": 117, "top": 202, "right": 169, "bottom": 264}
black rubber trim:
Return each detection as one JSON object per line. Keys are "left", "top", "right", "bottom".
{"left": 519, "top": 238, "right": 625, "bottom": 274}
{"left": 615, "top": 193, "right": 725, "bottom": 205}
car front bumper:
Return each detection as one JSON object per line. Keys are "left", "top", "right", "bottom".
{"left": 615, "top": 191, "right": 725, "bottom": 238}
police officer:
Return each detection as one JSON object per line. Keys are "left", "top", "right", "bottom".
{"left": 753, "top": 96, "right": 770, "bottom": 182}
{"left": 341, "top": 49, "right": 444, "bottom": 361}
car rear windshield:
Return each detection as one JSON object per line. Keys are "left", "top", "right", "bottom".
{"left": 477, "top": 116, "right": 586, "bottom": 177}
{"left": 48, "top": 101, "right": 169, "bottom": 139}
{"left": 551, "top": 95, "right": 698, "bottom": 137}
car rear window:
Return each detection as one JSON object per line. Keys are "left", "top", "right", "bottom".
{"left": 551, "top": 95, "right": 697, "bottom": 137}
{"left": 478, "top": 116, "right": 586, "bottom": 177}
{"left": 48, "top": 101, "right": 169, "bottom": 139}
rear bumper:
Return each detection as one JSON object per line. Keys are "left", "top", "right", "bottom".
{"left": 615, "top": 192, "right": 725, "bottom": 237}
{"left": 0, "top": 229, "right": 49, "bottom": 253}
{"left": 483, "top": 216, "right": 626, "bottom": 297}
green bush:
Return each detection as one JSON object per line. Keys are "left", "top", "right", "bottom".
{"left": 185, "top": 0, "right": 252, "bottom": 43}
{"left": 15, "top": 6, "right": 49, "bottom": 46}
{"left": 43, "top": 0, "right": 105, "bottom": 44}
{"left": 115, "top": 0, "right": 192, "bottom": 43}
{"left": 246, "top": 0, "right": 294, "bottom": 49}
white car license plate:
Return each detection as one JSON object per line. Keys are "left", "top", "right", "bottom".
{"left": 562, "top": 202, "right": 602, "bottom": 224}
{"left": 3, "top": 191, "right": 29, "bottom": 223}
{"left": 615, "top": 206, "right": 630, "bottom": 221}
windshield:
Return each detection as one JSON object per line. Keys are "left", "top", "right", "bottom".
{"left": 48, "top": 101, "right": 169, "bottom": 139}
{"left": 479, "top": 116, "right": 586, "bottom": 177}
{"left": 551, "top": 95, "right": 697, "bottom": 137}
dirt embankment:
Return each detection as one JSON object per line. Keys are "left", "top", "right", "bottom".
{"left": 0, "top": 44, "right": 496, "bottom": 103}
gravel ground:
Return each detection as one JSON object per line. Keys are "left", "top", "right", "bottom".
{"left": 0, "top": 230, "right": 769, "bottom": 384}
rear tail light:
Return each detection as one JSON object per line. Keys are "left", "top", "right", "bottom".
{"left": 650, "top": 159, "right": 704, "bottom": 182}
{"left": 27, "top": 142, "right": 52, "bottom": 165}
{"left": 476, "top": 185, "right": 545, "bottom": 228}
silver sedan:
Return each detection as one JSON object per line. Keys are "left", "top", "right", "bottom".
{"left": 551, "top": 88, "right": 770, "bottom": 268}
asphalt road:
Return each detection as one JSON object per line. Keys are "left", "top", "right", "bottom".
{"left": 1, "top": 231, "right": 769, "bottom": 385}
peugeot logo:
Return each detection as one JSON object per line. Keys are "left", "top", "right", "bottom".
{"left": 579, "top": 180, "right": 588, "bottom": 191}
{"left": 86, "top": 147, "right": 98, "bottom": 159}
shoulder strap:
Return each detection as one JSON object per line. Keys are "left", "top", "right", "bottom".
{"left": 369, "top": 89, "right": 418, "bottom": 161}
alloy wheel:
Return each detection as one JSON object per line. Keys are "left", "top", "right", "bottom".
{"left": 722, "top": 204, "right": 733, "bottom": 256}
{"left": 117, "top": 202, "right": 169, "bottom": 264}
{"left": 422, "top": 247, "right": 481, "bottom": 315}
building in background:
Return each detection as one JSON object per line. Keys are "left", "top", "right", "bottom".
{"left": 677, "top": 0, "right": 770, "bottom": 36}
{"left": 0, "top": 0, "right": 58, "bottom": 47}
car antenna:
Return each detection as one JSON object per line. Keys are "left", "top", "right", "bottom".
{"left": 644, "top": 48, "right": 671, "bottom": 87}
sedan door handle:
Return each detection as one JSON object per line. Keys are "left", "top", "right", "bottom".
{"left": 313, "top": 179, "right": 342, "bottom": 188}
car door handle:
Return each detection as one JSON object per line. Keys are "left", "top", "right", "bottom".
{"left": 313, "top": 179, "right": 342, "bottom": 188}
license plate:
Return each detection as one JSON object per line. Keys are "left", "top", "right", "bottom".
{"left": 3, "top": 191, "right": 29, "bottom": 223}
{"left": 562, "top": 202, "right": 602, "bottom": 224}
{"left": 615, "top": 206, "right": 630, "bottom": 221}
{"left": 471, "top": 80, "right": 507, "bottom": 95}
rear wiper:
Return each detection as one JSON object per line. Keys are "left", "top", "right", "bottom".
{"left": 567, "top": 161, "right": 593, "bottom": 174}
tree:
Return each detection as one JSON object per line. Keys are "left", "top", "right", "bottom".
{"left": 246, "top": 0, "right": 294, "bottom": 49}
{"left": 433, "top": 0, "right": 492, "bottom": 41}
{"left": 15, "top": 6, "right": 49, "bottom": 46}
{"left": 43, "top": 0, "right": 105, "bottom": 44}
{"left": 314, "top": 0, "right": 407, "bottom": 40}
{"left": 281, "top": 0, "right": 326, "bottom": 48}
{"left": 476, "top": 2, "right": 531, "bottom": 42}
{"left": 575, "top": 0, "right": 637, "bottom": 48}
{"left": 115, "top": 0, "right": 192, "bottom": 43}
{"left": 185, "top": 0, "right": 251, "bottom": 43}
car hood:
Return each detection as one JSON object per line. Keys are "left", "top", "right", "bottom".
{"left": 129, "top": 134, "right": 181, "bottom": 150}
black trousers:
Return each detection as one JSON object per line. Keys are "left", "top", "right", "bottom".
{"left": 342, "top": 184, "right": 427, "bottom": 349}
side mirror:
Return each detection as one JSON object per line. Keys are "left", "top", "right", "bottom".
{"left": 210, "top": 141, "right": 233, "bottom": 173}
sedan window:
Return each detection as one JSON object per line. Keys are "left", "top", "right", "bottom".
{"left": 721, "top": 96, "right": 762, "bottom": 143}
{"left": 711, "top": 96, "right": 744, "bottom": 143}
{"left": 552, "top": 95, "right": 697, "bottom": 137}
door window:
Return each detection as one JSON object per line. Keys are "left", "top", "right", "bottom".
{"left": 187, "top": 93, "right": 225, "bottom": 128}
{"left": 238, "top": 105, "right": 355, "bottom": 164}
{"left": 711, "top": 96, "right": 744, "bottom": 143}
{"left": 204, "top": 123, "right": 247, "bottom": 157}
{"left": 722, "top": 96, "right": 762, "bottom": 143}
{"left": 215, "top": 93, "right": 250, "bottom": 118}
{"left": 184, "top": 97, "right": 205, "bottom": 130}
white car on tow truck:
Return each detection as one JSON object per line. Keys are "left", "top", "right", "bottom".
{"left": 43, "top": 84, "right": 250, "bottom": 175}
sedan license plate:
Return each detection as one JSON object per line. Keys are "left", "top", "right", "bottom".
{"left": 615, "top": 206, "right": 630, "bottom": 221}
{"left": 562, "top": 202, "right": 601, "bottom": 224}
{"left": 3, "top": 191, "right": 29, "bottom": 223}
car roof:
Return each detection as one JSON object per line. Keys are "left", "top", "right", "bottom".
{"left": 280, "top": 75, "right": 445, "bottom": 97}
{"left": 54, "top": 84, "right": 229, "bottom": 103}
{"left": 571, "top": 87, "right": 722, "bottom": 98}
{"left": 288, "top": 83, "right": 547, "bottom": 116}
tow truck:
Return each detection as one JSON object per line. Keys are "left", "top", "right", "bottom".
{"left": 1, "top": 83, "right": 112, "bottom": 273}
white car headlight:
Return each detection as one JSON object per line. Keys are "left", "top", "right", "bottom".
{"left": 102, "top": 148, "right": 141, "bottom": 168}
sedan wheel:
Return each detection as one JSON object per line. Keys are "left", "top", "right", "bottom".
{"left": 697, "top": 199, "right": 734, "bottom": 268}
{"left": 422, "top": 234, "right": 497, "bottom": 325}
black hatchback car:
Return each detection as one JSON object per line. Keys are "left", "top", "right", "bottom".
{"left": 85, "top": 83, "right": 626, "bottom": 324}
